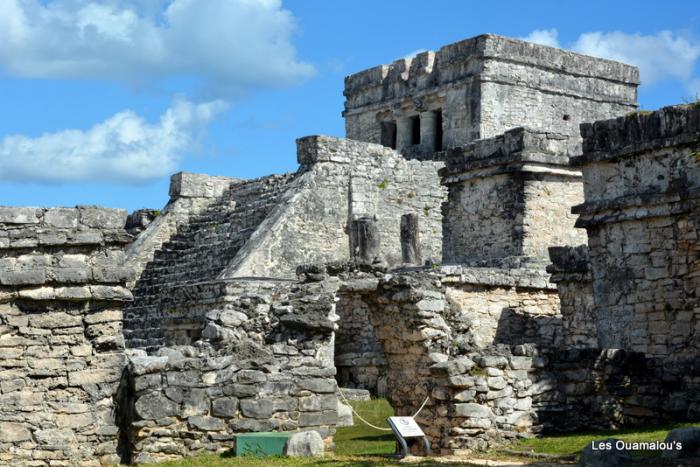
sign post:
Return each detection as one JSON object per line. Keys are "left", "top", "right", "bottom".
{"left": 387, "top": 416, "right": 431, "bottom": 458}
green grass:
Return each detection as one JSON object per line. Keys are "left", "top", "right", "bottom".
{"left": 142, "top": 399, "right": 700, "bottom": 466}
{"left": 507, "top": 422, "right": 700, "bottom": 458}
{"left": 333, "top": 399, "right": 396, "bottom": 456}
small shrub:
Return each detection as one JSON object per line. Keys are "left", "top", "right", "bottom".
{"left": 377, "top": 178, "right": 389, "bottom": 190}
{"left": 626, "top": 110, "right": 653, "bottom": 117}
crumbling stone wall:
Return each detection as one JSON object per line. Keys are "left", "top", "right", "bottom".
{"left": 0, "top": 206, "right": 133, "bottom": 466}
{"left": 344, "top": 34, "right": 638, "bottom": 156}
{"left": 122, "top": 277, "right": 339, "bottom": 464}
{"left": 440, "top": 128, "right": 585, "bottom": 265}
{"left": 572, "top": 105, "right": 700, "bottom": 359}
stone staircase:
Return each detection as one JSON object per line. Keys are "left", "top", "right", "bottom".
{"left": 124, "top": 172, "right": 298, "bottom": 349}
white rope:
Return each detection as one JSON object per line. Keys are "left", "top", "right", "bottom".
{"left": 411, "top": 394, "right": 431, "bottom": 419}
{"left": 338, "top": 388, "right": 393, "bottom": 431}
{"left": 337, "top": 389, "right": 432, "bottom": 432}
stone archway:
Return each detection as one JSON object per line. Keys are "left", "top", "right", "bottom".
{"left": 329, "top": 267, "right": 456, "bottom": 451}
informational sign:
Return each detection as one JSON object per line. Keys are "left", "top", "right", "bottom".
{"left": 388, "top": 416, "right": 425, "bottom": 438}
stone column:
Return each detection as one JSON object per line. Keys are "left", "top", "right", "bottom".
{"left": 400, "top": 214, "right": 420, "bottom": 264}
{"left": 349, "top": 217, "right": 381, "bottom": 264}
{"left": 420, "top": 111, "right": 437, "bottom": 153}
{"left": 396, "top": 117, "right": 413, "bottom": 152}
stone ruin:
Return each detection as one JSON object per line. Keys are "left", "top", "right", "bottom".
{"left": 1, "top": 33, "right": 700, "bottom": 465}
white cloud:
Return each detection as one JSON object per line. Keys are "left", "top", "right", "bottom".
{"left": 572, "top": 31, "right": 700, "bottom": 85}
{"left": 520, "top": 29, "right": 560, "bottom": 48}
{"left": 521, "top": 28, "right": 700, "bottom": 90}
{"left": 0, "top": 98, "right": 227, "bottom": 183}
{"left": 0, "top": 0, "right": 315, "bottom": 96}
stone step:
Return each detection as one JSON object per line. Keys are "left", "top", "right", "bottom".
{"left": 126, "top": 171, "right": 298, "bottom": 349}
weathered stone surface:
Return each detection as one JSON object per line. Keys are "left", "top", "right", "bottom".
{"left": 0, "top": 422, "right": 32, "bottom": 442}
{"left": 0, "top": 207, "right": 39, "bottom": 224}
{"left": 135, "top": 392, "right": 180, "bottom": 420}
{"left": 454, "top": 403, "right": 492, "bottom": 418}
{"left": 212, "top": 397, "right": 238, "bottom": 418}
{"left": 284, "top": 431, "right": 324, "bottom": 457}
{"left": 337, "top": 401, "right": 353, "bottom": 427}
{"left": 188, "top": 415, "right": 224, "bottom": 431}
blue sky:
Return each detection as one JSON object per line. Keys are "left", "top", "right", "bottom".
{"left": 0, "top": 0, "right": 698, "bottom": 212}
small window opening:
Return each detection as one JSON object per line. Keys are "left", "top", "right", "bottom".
{"left": 435, "top": 110, "right": 443, "bottom": 151}
{"left": 563, "top": 114, "right": 571, "bottom": 121}
{"left": 411, "top": 115, "right": 421, "bottom": 145}
{"left": 381, "top": 121, "right": 397, "bottom": 149}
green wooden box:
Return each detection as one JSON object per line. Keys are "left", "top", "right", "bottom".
{"left": 235, "top": 432, "right": 294, "bottom": 457}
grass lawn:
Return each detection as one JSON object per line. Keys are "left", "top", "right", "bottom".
{"left": 143, "top": 399, "right": 700, "bottom": 466}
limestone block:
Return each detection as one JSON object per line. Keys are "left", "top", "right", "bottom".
{"left": 78, "top": 206, "right": 127, "bottom": 229}
{"left": 284, "top": 430, "right": 324, "bottom": 457}
{"left": 134, "top": 392, "right": 180, "bottom": 420}
{"left": 0, "top": 207, "right": 40, "bottom": 224}
{"left": 0, "top": 422, "right": 32, "bottom": 442}
{"left": 454, "top": 403, "right": 492, "bottom": 418}
{"left": 44, "top": 208, "right": 78, "bottom": 228}
{"left": 337, "top": 401, "right": 353, "bottom": 427}
{"left": 212, "top": 398, "right": 239, "bottom": 418}
{"left": 188, "top": 416, "right": 224, "bottom": 431}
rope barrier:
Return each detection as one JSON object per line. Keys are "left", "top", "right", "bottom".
{"left": 411, "top": 394, "right": 431, "bottom": 419}
{"left": 337, "top": 389, "right": 431, "bottom": 432}
{"left": 338, "top": 388, "right": 393, "bottom": 431}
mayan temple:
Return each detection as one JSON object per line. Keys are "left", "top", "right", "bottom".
{"left": 2, "top": 33, "right": 700, "bottom": 465}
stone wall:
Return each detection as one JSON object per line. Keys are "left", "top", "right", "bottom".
{"left": 440, "top": 128, "right": 585, "bottom": 265}
{"left": 0, "top": 206, "right": 133, "bottom": 466}
{"left": 343, "top": 34, "right": 638, "bottom": 156}
{"left": 443, "top": 280, "right": 561, "bottom": 350}
{"left": 547, "top": 246, "right": 597, "bottom": 348}
{"left": 538, "top": 348, "right": 700, "bottom": 432}
{"left": 572, "top": 105, "right": 700, "bottom": 358}
{"left": 334, "top": 291, "right": 386, "bottom": 395}
{"left": 123, "top": 277, "right": 340, "bottom": 464}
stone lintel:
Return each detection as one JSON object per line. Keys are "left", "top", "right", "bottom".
{"left": 440, "top": 127, "right": 575, "bottom": 182}
{"left": 574, "top": 190, "right": 700, "bottom": 228}
{"left": 440, "top": 265, "right": 555, "bottom": 290}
